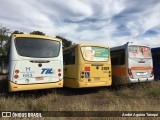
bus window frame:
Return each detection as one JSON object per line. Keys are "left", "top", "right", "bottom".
{"left": 14, "top": 37, "right": 61, "bottom": 58}
{"left": 80, "top": 46, "right": 110, "bottom": 62}
{"left": 128, "top": 45, "right": 152, "bottom": 59}
{"left": 111, "top": 49, "right": 125, "bottom": 65}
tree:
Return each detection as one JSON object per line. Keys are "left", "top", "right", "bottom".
{"left": 0, "top": 24, "right": 10, "bottom": 66}
{"left": 56, "top": 36, "right": 74, "bottom": 49}
{"left": 12, "top": 30, "right": 24, "bottom": 34}
{"left": 30, "top": 31, "right": 45, "bottom": 35}
{"left": 0, "top": 24, "right": 10, "bottom": 57}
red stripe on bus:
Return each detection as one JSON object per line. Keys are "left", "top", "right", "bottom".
{"left": 131, "top": 66, "right": 152, "bottom": 70}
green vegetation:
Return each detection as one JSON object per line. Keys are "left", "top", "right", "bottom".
{"left": 56, "top": 36, "right": 74, "bottom": 49}
{"left": 0, "top": 81, "right": 160, "bottom": 120}
{"left": 0, "top": 24, "right": 10, "bottom": 56}
{"left": 12, "top": 30, "right": 24, "bottom": 34}
{"left": 30, "top": 31, "right": 45, "bottom": 36}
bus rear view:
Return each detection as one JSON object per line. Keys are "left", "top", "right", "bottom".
{"left": 111, "top": 42, "right": 154, "bottom": 85}
{"left": 8, "top": 34, "right": 63, "bottom": 92}
{"left": 63, "top": 44, "right": 112, "bottom": 88}
{"left": 128, "top": 45, "right": 154, "bottom": 83}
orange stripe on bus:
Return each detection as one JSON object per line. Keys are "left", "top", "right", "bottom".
{"left": 131, "top": 66, "right": 152, "bottom": 70}
{"left": 112, "top": 67, "right": 126, "bottom": 76}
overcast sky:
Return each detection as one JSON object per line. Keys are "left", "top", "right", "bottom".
{"left": 0, "top": 0, "right": 160, "bottom": 47}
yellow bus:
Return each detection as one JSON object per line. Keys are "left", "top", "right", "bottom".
{"left": 4, "top": 34, "right": 63, "bottom": 92}
{"left": 63, "top": 44, "right": 112, "bottom": 88}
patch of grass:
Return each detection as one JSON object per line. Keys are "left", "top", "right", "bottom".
{"left": 139, "top": 81, "right": 160, "bottom": 97}
{"left": 0, "top": 81, "right": 160, "bottom": 119}
{"left": 147, "top": 88, "right": 160, "bottom": 97}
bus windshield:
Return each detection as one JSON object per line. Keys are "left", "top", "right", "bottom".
{"left": 81, "top": 46, "right": 109, "bottom": 61}
{"left": 15, "top": 37, "right": 60, "bottom": 58}
{"left": 128, "top": 45, "right": 151, "bottom": 58}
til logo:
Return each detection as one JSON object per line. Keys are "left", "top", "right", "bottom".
{"left": 41, "top": 68, "right": 53, "bottom": 74}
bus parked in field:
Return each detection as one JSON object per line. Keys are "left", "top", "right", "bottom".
{"left": 63, "top": 44, "right": 112, "bottom": 88}
{"left": 4, "top": 34, "right": 63, "bottom": 92}
{"left": 111, "top": 42, "right": 154, "bottom": 85}
{"left": 151, "top": 47, "right": 160, "bottom": 80}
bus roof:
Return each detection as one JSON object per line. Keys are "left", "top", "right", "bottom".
{"left": 63, "top": 43, "right": 110, "bottom": 51}
{"left": 11, "top": 34, "right": 62, "bottom": 42}
{"left": 111, "top": 42, "right": 150, "bottom": 51}
{"left": 151, "top": 47, "right": 160, "bottom": 51}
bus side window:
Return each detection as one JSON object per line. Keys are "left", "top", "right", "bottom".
{"left": 111, "top": 50, "right": 125, "bottom": 65}
{"left": 120, "top": 50, "right": 125, "bottom": 65}
{"left": 63, "top": 48, "right": 75, "bottom": 65}
{"left": 70, "top": 49, "right": 75, "bottom": 64}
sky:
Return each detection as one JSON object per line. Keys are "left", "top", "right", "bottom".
{"left": 0, "top": 0, "right": 160, "bottom": 47}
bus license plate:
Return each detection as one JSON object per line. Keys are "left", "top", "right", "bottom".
{"left": 94, "top": 77, "right": 100, "bottom": 80}
{"left": 36, "top": 77, "right": 44, "bottom": 80}
{"left": 137, "top": 72, "right": 147, "bottom": 75}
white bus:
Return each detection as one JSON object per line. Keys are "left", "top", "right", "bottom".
{"left": 110, "top": 42, "right": 154, "bottom": 85}
{"left": 5, "top": 34, "right": 63, "bottom": 92}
